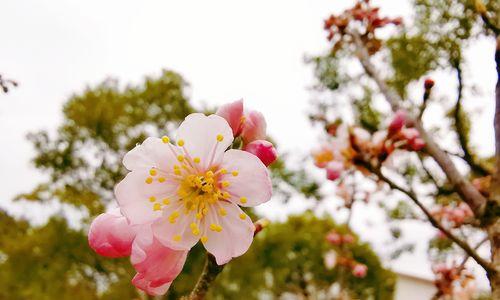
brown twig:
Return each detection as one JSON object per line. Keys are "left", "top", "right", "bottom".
{"left": 366, "top": 163, "right": 494, "bottom": 273}
{"left": 452, "top": 60, "right": 491, "bottom": 176}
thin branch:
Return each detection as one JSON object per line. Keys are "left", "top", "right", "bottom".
{"left": 452, "top": 61, "right": 491, "bottom": 176}
{"left": 459, "top": 236, "right": 489, "bottom": 269}
{"left": 472, "top": 0, "right": 500, "bottom": 36}
{"left": 351, "top": 30, "right": 488, "bottom": 217}
{"left": 365, "top": 162, "right": 494, "bottom": 273}
{"left": 187, "top": 254, "right": 224, "bottom": 300}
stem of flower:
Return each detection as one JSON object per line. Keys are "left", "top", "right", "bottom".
{"left": 188, "top": 254, "right": 225, "bottom": 300}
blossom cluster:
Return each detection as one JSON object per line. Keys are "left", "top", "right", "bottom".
{"left": 324, "top": 0, "right": 402, "bottom": 54}
{"left": 432, "top": 263, "right": 475, "bottom": 298}
{"left": 88, "top": 100, "right": 276, "bottom": 295}
{"left": 313, "top": 110, "right": 425, "bottom": 182}
{"left": 431, "top": 203, "right": 474, "bottom": 229}
{"left": 324, "top": 229, "right": 368, "bottom": 278}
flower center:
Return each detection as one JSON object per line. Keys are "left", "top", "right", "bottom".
{"left": 176, "top": 169, "right": 231, "bottom": 220}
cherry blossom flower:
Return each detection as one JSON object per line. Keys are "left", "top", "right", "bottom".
{"left": 388, "top": 110, "right": 407, "bottom": 134}
{"left": 324, "top": 250, "right": 338, "bottom": 270}
{"left": 352, "top": 263, "right": 368, "bottom": 278}
{"left": 326, "top": 161, "right": 344, "bottom": 181}
{"left": 216, "top": 99, "right": 267, "bottom": 144}
{"left": 115, "top": 113, "right": 272, "bottom": 265}
{"left": 243, "top": 140, "right": 278, "bottom": 166}
{"left": 88, "top": 209, "right": 136, "bottom": 258}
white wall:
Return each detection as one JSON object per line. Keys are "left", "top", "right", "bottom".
{"left": 395, "top": 273, "right": 436, "bottom": 300}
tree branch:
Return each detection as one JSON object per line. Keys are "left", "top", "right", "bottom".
{"left": 452, "top": 60, "right": 492, "bottom": 176}
{"left": 366, "top": 163, "right": 494, "bottom": 273}
{"left": 187, "top": 254, "right": 224, "bottom": 300}
{"left": 351, "top": 30, "right": 488, "bottom": 217}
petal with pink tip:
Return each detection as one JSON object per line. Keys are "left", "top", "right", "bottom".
{"left": 88, "top": 209, "right": 136, "bottom": 258}
{"left": 201, "top": 201, "right": 255, "bottom": 265}
{"left": 176, "top": 113, "right": 233, "bottom": 171}
{"left": 115, "top": 170, "right": 179, "bottom": 225}
{"left": 241, "top": 110, "right": 267, "bottom": 144}
{"left": 123, "top": 137, "right": 180, "bottom": 172}
{"left": 216, "top": 99, "right": 244, "bottom": 136}
{"left": 152, "top": 200, "right": 201, "bottom": 251}
{"left": 131, "top": 226, "right": 188, "bottom": 288}
{"left": 219, "top": 149, "right": 272, "bottom": 207}
{"left": 132, "top": 273, "right": 172, "bottom": 296}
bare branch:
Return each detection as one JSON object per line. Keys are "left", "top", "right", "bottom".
{"left": 452, "top": 60, "right": 492, "bottom": 176}
{"left": 366, "top": 163, "right": 494, "bottom": 273}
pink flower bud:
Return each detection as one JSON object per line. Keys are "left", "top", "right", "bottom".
{"left": 389, "top": 110, "right": 407, "bottom": 133}
{"left": 401, "top": 128, "right": 419, "bottom": 141}
{"left": 342, "top": 233, "right": 355, "bottom": 244}
{"left": 326, "top": 231, "right": 342, "bottom": 245}
{"left": 424, "top": 78, "right": 435, "bottom": 89}
{"left": 243, "top": 140, "right": 278, "bottom": 167}
{"left": 88, "top": 210, "right": 136, "bottom": 258}
{"left": 216, "top": 99, "right": 244, "bottom": 136}
{"left": 326, "top": 161, "right": 344, "bottom": 181}
{"left": 352, "top": 264, "right": 368, "bottom": 278}
{"left": 410, "top": 138, "right": 425, "bottom": 151}
{"left": 241, "top": 110, "right": 267, "bottom": 144}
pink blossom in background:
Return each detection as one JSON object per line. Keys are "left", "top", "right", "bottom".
{"left": 352, "top": 264, "right": 368, "bottom": 278}
{"left": 326, "top": 161, "right": 344, "bottom": 181}
{"left": 388, "top": 110, "right": 407, "bottom": 134}
{"left": 88, "top": 209, "right": 136, "bottom": 258}
{"left": 116, "top": 113, "right": 272, "bottom": 265}
{"left": 216, "top": 99, "right": 267, "bottom": 144}
{"left": 324, "top": 250, "right": 338, "bottom": 270}
{"left": 243, "top": 140, "right": 278, "bottom": 166}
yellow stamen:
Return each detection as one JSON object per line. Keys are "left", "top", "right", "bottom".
{"left": 145, "top": 177, "right": 153, "bottom": 184}
{"left": 222, "top": 181, "right": 230, "bottom": 188}
{"left": 173, "top": 235, "right": 181, "bottom": 242}
{"left": 216, "top": 134, "right": 224, "bottom": 142}
{"left": 220, "top": 169, "right": 227, "bottom": 175}
{"left": 158, "top": 177, "right": 166, "bottom": 183}
{"left": 193, "top": 157, "right": 200, "bottom": 163}
{"left": 177, "top": 139, "right": 185, "bottom": 147}
{"left": 162, "top": 198, "right": 170, "bottom": 205}
{"left": 161, "top": 136, "right": 170, "bottom": 143}
{"left": 149, "top": 196, "right": 156, "bottom": 202}
{"left": 196, "top": 213, "right": 203, "bottom": 219}
{"left": 149, "top": 169, "right": 157, "bottom": 176}
{"left": 232, "top": 171, "right": 239, "bottom": 177}
{"left": 239, "top": 213, "right": 247, "bottom": 220}
{"left": 177, "top": 155, "right": 184, "bottom": 162}
{"left": 240, "top": 197, "right": 247, "bottom": 204}
{"left": 210, "top": 223, "right": 218, "bottom": 231}
{"left": 201, "top": 236, "right": 208, "bottom": 243}
{"left": 174, "top": 169, "right": 181, "bottom": 175}
{"left": 219, "top": 208, "right": 227, "bottom": 216}
{"left": 153, "top": 203, "right": 162, "bottom": 211}
{"left": 192, "top": 228, "right": 200, "bottom": 235}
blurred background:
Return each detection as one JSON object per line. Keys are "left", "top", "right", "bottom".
{"left": 0, "top": 0, "right": 498, "bottom": 299}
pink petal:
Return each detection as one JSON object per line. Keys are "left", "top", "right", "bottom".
{"left": 176, "top": 113, "right": 234, "bottom": 170}
{"left": 152, "top": 201, "right": 201, "bottom": 251}
{"left": 132, "top": 273, "right": 172, "bottom": 296}
{"left": 123, "top": 137, "right": 180, "bottom": 172}
{"left": 242, "top": 140, "right": 278, "bottom": 167}
{"left": 219, "top": 149, "right": 272, "bottom": 207}
{"left": 88, "top": 209, "right": 136, "bottom": 258}
{"left": 241, "top": 110, "right": 267, "bottom": 144}
{"left": 115, "top": 170, "right": 179, "bottom": 225}
{"left": 216, "top": 99, "right": 244, "bottom": 136}
{"left": 388, "top": 110, "right": 407, "bottom": 133}
{"left": 201, "top": 201, "right": 255, "bottom": 265}
{"left": 326, "top": 161, "right": 344, "bottom": 181}
{"left": 131, "top": 226, "right": 188, "bottom": 289}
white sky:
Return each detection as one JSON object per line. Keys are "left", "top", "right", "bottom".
{"left": 0, "top": 0, "right": 496, "bottom": 289}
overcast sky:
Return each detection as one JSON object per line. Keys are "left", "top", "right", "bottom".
{"left": 0, "top": 0, "right": 496, "bottom": 287}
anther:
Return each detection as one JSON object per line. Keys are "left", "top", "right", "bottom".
{"left": 216, "top": 134, "right": 224, "bottom": 142}
{"left": 193, "top": 157, "right": 200, "bottom": 163}
{"left": 232, "top": 171, "right": 239, "bottom": 177}
{"left": 149, "top": 196, "right": 156, "bottom": 202}
{"left": 177, "top": 139, "right": 185, "bottom": 147}
{"left": 149, "top": 169, "right": 157, "bottom": 176}
{"left": 162, "top": 198, "right": 170, "bottom": 205}
{"left": 145, "top": 177, "right": 153, "bottom": 184}
{"left": 219, "top": 208, "right": 227, "bottom": 216}
{"left": 158, "top": 177, "right": 166, "bottom": 183}
{"left": 222, "top": 181, "right": 230, "bottom": 188}
{"left": 239, "top": 213, "right": 247, "bottom": 220}
{"left": 161, "top": 136, "right": 170, "bottom": 143}
{"left": 201, "top": 236, "right": 208, "bottom": 243}
{"left": 240, "top": 197, "right": 247, "bottom": 204}
{"left": 177, "top": 155, "right": 184, "bottom": 162}
{"left": 173, "top": 235, "right": 182, "bottom": 242}
{"left": 153, "top": 203, "right": 162, "bottom": 211}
